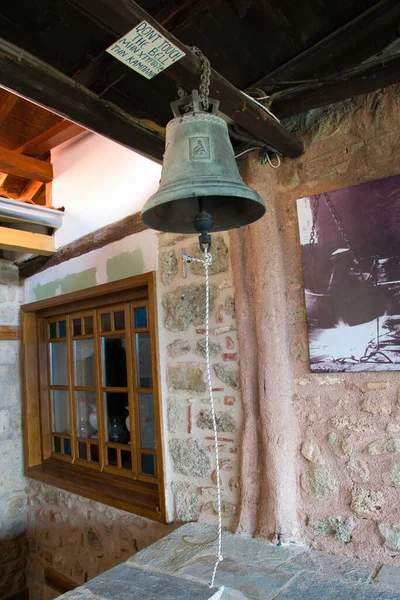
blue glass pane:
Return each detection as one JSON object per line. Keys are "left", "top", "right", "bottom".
{"left": 134, "top": 307, "right": 147, "bottom": 329}
{"left": 141, "top": 454, "right": 155, "bottom": 475}
{"left": 58, "top": 320, "right": 66, "bottom": 338}
{"left": 63, "top": 439, "right": 71, "bottom": 456}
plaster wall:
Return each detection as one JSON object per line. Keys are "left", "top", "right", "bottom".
{"left": 50, "top": 132, "right": 161, "bottom": 248}
{"left": 234, "top": 84, "right": 400, "bottom": 564}
{"left": 0, "top": 261, "right": 26, "bottom": 599}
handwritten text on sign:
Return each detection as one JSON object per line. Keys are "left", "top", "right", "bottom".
{"left": 106, "top": 21, "right": 186, "bottom": 80}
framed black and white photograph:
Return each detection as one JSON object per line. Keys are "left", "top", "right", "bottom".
{"left": 297, "top": 174, "right": 400, "bottom": 372}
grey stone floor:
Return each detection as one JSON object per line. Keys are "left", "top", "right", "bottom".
{"left": 61, "top": 524, "right": 400, "bottom": 599}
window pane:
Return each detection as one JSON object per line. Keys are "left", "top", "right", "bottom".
{"left": 51, "top": 390, "right": 70, "bottom": 434}
{"left": 134, "top": 307, "right": 147, "bottom": 328}
{"left": 84, "top": 316, "right": 94, "bottom": 335}
{"left": 135, "top": 333, "right": 152, "bottom": 388}
{"left": 58, "top": 320, "right": 66, "bottom": 338}
{"left": 121, "top": 449, "right": 132, "bottom": 470}
{"left": 101, "top": 313, "right": 111, "bottom": 332}
{"left": 90, "top": 444, "right": 99, "bottom": 463}
{"left": 49, "top": 322, "right": 57, "bottom": 339}
{"left": 50, "top": 342, "right": 68, "bottom": 385}
{"left": 63, "top": 439, "right": 71, "bottom": 456}
{"left": 114, "top": 311, "right": 125, "bottom": 331}
{"left": 74, "top": 339, "right": 95, "bottom": 387}
{"left": 141, "top": 454, "right": 155, "bottom": 475}
{"left": 102, "top": 337, "right": 127, "bottom": 387}
{"left": 107, "top": 447, "right": 118, "bottom": 466}
{"left": 138, "top": 393, "right": 156, "bottom": 449}
{"left": 104, "top": 392, "right": 130, "bottom": 444}
{"left": 73, "top": 318, "right": 82, "bottom": 337}
{"left": 76, "top": 391, "right": 97, "bottom": 439}
{"left": 79, "top": 441, "right": 87, "bottom": 460}
{"left": 53, "top": 436, "right": 61, "bottom": 453}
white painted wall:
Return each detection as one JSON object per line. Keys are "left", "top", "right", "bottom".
{"left": 51, "top": 132, "right": 162, "bottom": 248}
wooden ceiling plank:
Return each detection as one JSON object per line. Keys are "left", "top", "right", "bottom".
{"left": 0, "top": 38, "right": 166, "bottom": 163}
{"left": 67, "top": 0, "right": 304, "bottom": 157}
{"left": 0, "top": 146, "right": 53, "bottom": 182}
{"left": 16, "top": 120, "right": 86, "bottom": 157}
{"left": 271, "top": 54, "right": 400, "bottom": 118}
{"left": 0, "top": 92, "right": 19, "bottom": 127}
{"left": 252, "top": 0, "right": 400, "bottom": 93}
{"left": 0, "top": 226, "right": 55, "bottom": 255}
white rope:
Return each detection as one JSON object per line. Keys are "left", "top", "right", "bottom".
{"left": 182, "top": 250, "right": 223, "bottom": 588}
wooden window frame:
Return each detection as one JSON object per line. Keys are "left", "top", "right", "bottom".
{"left": 21, "top": 272, "right": 168, "bottom": 523}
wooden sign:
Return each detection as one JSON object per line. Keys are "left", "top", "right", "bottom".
{"left": 106, "top": 20, "right": 186, "bottom": 79}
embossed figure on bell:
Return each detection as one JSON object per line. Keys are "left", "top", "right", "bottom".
{"left": 141, "top": 90, "right": 266, "bottom": 234}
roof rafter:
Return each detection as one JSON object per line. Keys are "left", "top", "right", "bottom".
{"left": 252, "top": 0, "right": 400, "bottom": 94}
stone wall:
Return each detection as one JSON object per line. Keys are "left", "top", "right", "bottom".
{"left": 23, "top": 228, "right": 242, "bottom": 596}
{"left": 0, "top": 261, "right": 27, "bottom": 600}
{"left": 25, "top": 481, "right": 173, "bottom": 600}
{"left": 234, "top": 84, "right": 400, "bottom": 563}
{"left": 158, "top": 232, "right": 241, "bottom": 528}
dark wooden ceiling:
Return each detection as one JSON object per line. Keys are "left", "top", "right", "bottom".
{"left": 0, "top": 0, "right": 399, "bottom": 162}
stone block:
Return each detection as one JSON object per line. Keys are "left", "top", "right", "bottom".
{"left": 347, "top": 458, "right": 370, "bottom": 483}
{"left": 0, "top": 439, "right": 22, "bottom": 467}
{"left": 160, "top": 250, "right": 178, "bottom": 286}
{"left": 224, "top": 295, "right": 235, "bottom": 317}
{"left": 167, "top": 398, "right": 183, "bottom": 434}
{"left": 196, "top": 410, "right": 237, "bottom": 433}
{"left": 0, "top": 384, "right": 20, "bottom": 408}
{"left": 167, "top": 363, "right": 206, "bottom": 394}
{"left": 214, "top": 364, "right": 239, "bottom": 390}
{"left": 163, "top": 284, "right": 217, "bottom": 331}
{"left": 172, "top": 481, "right": 200, "bottom": 521}
{"left": 224, "top": 396, "right": 235, "bottom": 406}
{"left": 188, "top": 235, "right": 229, "bottom": 275}
{"left": 301, "top": 467, "right": 337, "bottom": 499}
{"left": 0, "top": 467, "right": 24, "bottom": 495}
{"left": 314, "top": 515, "right": 354, "bottom": 543}
{"left": 375, "top": 564, "right": 400, "bottom": 587}
{"left": 383, "top": 462, "right": 400, "bottom": 487}
{"left": 167, "top": 339, "right": 191, "bottom": 358}
{"left": 350, "top": 488, "right": 384, "bottom": 516}
{"left": 196, "top": 338, "right": 222, "bottom": 358}
{"left": 0, "top": 306, "right": 16, "bottom": 324}
{"left": 378, "top": 522, "right": 400, "bottom": 553}
{"left": 301, "top": 440, "right": 324, "bottom": 465}
{"left": 364, "top": 438, "right": 400, "bottom": 454}
{"left": 6, "top": 495, "right": 27, "bottom": 519}
{"left": 361, "top": 396, "right": 391, "bottom": 415}
{"left": 169, "top": 439, "right": 210, "bottom": 477}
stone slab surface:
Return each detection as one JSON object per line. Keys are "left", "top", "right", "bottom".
{"left": 57, "top": 524, "right": 400, "bottom": 600}
{"left": 60, "top": 563, "right": 222, "bottom": 600}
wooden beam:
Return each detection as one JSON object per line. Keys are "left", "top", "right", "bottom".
{"left": 0, "top": 226, "right": 55, "bottom": 255}
{"left": 252, "top": 0, "right": 400, "bottom": 93}
{"left": 19, "top": 211, "right": 146, "bottom": 279}
{"left": 271, "top": 54, "right": 400, "bottom": 118}
{"left": 0, "top": 146, "right": 53, "bottom": 182}
{"left": 16, "top": 120, "right": 86, "bottom": 157}
{"left": 67, "top": 0, "right": 304, "bottom": 158}
{"left": 0, "top": 325, "right": 19, "bottom": 340}
{"left": 0, "top": 38, "right": 165, "bottom": 163}
{"left": 19, "top": 180, "right": 44, "bottom": 202}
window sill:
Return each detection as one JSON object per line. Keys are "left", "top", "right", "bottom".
{"left": 27, "top": 459, "right": 166, "bottom": 522}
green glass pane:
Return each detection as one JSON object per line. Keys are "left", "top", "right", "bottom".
{"left": 49, "top": 323, "right": 57, "bottom": 339}
{"left": 84, "top": 317, "right": 94, "bottom": 335}
{"left": 53, "top": 436, "right": 61, "bottom": 453}
{"left": 141, "top": 454, "right": 155, "bottom": 475}
{"left": 90, "top": 444, "right": 99, "bottom": 463}
{"left": 79, "top": 442, "right": 87, "bottom": 460}
{"left": 58, "top": 320, "right": 66, "bottom": 337}
{"left": 101, "top": 313, "right": 111, "bottom": 332}
{"left": 134, "top": 307, "right": 147, "bottom": 328}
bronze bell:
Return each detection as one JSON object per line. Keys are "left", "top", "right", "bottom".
{"left": 141, "top": 91, "right": 266, "bottom": 235}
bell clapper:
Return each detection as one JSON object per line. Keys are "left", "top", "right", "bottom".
{"left": 193, "top": 199, "right": 214, "bottom": 253}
